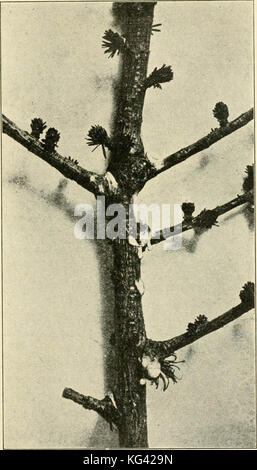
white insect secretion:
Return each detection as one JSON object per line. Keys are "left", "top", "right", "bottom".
{"left": 135, "top": 278, "right": 145, "bottom": 296}
{"left": 142, "top": 354, "right": 161, "bottom": 379}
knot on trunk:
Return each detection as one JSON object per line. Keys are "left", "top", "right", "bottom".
{"left": 109, "top": 151, "right": 156, "bottom": 195}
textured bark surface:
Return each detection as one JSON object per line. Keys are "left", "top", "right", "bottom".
{"left": 105, "top": 4, "right": 157, "bottom": 446}
{"left": 62, "top": 388, "right": 120, "bottom": 427}
{"left": 112, "top": 237, "right": 148, "bottom": 447}
{"left": 2, "top": 114, "right": 119, "bottom": 197}
{"left": 3, "top": 1, "right": 254, "bottom": 450}
{"left": 111, "top": 2, "right": 155, "bottom": 148}
{"left": 108, "top": 2, "right": 156, "bottom": 195}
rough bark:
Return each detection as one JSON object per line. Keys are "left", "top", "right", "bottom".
{"left": 110, "top": 2, "right": 155, "bottom": 149}
{"left": 103, "top": 3, "right": 157, "bottom": 447}
{"left": 107, "top": 2, "right": 157, "bottom": 195}
{"left": 112, "top": 237, "right": 147, "bottom": 447}
{"left": 62, "top": 388, "right": 120, "bottom": 428}
{"left": 2, "top": 114, "right": 120, "bottom": 197}
{"left": 3, "top": 1, "right": 254, "bottom": 450}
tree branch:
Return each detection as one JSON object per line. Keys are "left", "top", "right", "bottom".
{"left": 146, "top": 284, "right": 254, "bottom": 359}
{"left": 150, "top": 190, "right": 253, "bottom": 246}
{"left": 62, "top": 388, "right": 120, "bottom": 428}
{"left": 3, "top": 115, "right": 120, "bottom": 197}
{"left": 149, "top": 108, "right": 253, "bottom": 179}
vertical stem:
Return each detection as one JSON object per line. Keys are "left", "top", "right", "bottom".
{"left": 106, "top": 2, "right": 156, "bottom": 447}
{"left": 109, "top": 2, "right": 156, "bottom": 178}
{"left": 112, "top": 238, "right": 148, "bottom": 448}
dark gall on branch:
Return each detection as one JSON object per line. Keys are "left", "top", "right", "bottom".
{"left": 213, "top": 102, "right": 229, "bottom": 128}
{"left": 30, "top": 118, "right": 47, "bottom": 139}
{"left": 102, "top": 29, "right": 125, "bottom": 58}
{"left": 243, "top": 164, "right": 254, "bottom": 193}
{"left": 42, "top": 127, "right": 60, "bottom": 153}
{"left": 239, "top": 282, "right": 254, "bottom": 307}
{"left": 145, "top": 64, "right": 173, "bottom": 90}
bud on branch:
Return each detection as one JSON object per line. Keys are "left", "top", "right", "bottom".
{"left": 187, "top": 315, "right": 208, "bottom": 335}
{"left": 86, "top": 125, "right": 111, "bottom": 159}
{"left": 182, "top": 202, "right": 195, "bottom": 222}
{"left": 102, "top": 29, "right": 126, "bottom": 58}
{"left": 145, "top": 64, "right": 173, "bottom": 89}
{"left": 213, "top": 102, "right": 229, "bottom": 128}
{"left": 42, "top": 128, "right": 60, "bottom": 153}
{"left": 239, "top": 282, "right": 254, "bottom": 307}
{"left": 243, "top": 164, "right": 254, "bottom": 193}
{"left": 30, "top": 118, "right": 47, "bottom": 139}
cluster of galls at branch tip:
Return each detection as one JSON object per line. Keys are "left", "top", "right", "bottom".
{"left": 239, "top": 282, "right": 254, "bottom": 307}
{"left": 187, "top": 315, "right": 208, "bottom": 335}
{"left": 213, "top": 102, "right": 229, "bottom": 128}
{"left": 140, "top": 353, "right": 184, "bottom": 391}
{"left": 145, "top": 64, "right": 173, "bottom": 90}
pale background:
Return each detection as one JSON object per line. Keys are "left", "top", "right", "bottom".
{"left": 2, "top": 1, "right": 255, "bottom": 448}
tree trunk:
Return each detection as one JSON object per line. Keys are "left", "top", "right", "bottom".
{"left": 107, "top": 3, "right": 156, "bottom": 446}
{"left": 112, "top": 236, "right": 148, "bottom": 448}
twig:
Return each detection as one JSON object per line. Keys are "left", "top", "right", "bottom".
{"left": 146, "top": 283, "right": 254, "bottom": 359}
{"left": 62, "top": 388, "right": 120, "bottom": 428}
